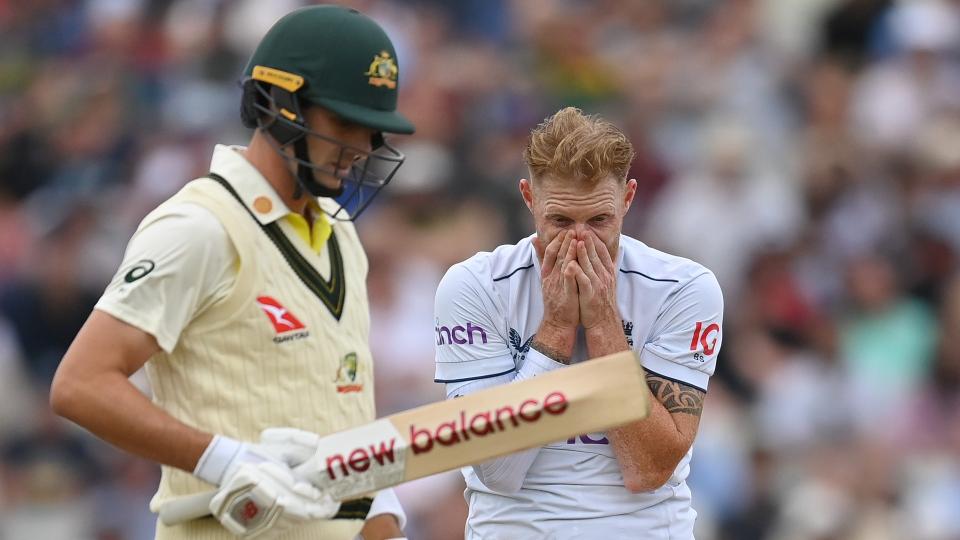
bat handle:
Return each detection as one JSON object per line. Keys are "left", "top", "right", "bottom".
{"left": 159, "top": 490, "right": 216, "bottom": 525}
{"left": 157, "top": 460, "right": 318, "bottom": 526}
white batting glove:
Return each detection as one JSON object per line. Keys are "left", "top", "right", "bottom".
{"left": 193, "top": 433, "right": 339, "bottom": 538}
{"left": 258, "top": 427, "right": 348, "bottom": 492}
{"left": 194, "top": 431, "right": 322, "bottom": 487}
{"left": 259, "top": 428, "right": 323, "bottom": 467}
{"left": 258, "top": 427, "right": 339, "bottom": 490}
{"left": 209, "top": 460, "right": 340, "bottom": 539}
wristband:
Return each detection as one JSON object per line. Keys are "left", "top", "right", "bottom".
{"left": 367, "top": 488, "right": 407, "bottom": 530}
{"left": 193, "top": 435, "right": 243, "bottom": 485}
{"left": 516, "top": 347, "right": 567, "bottom": 381}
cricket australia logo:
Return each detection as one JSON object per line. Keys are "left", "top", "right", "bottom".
{"left": 334, "top": 352, "right": 363, "bottom": 394}
{"left": 365, "top": 51, "right": 398, "bottom": 89}
{"left": 508, "top": 328, "right": 533, "bottom": 362}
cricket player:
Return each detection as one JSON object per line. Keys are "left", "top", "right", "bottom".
{"left": 434, "top": 107, "right": 724, "bottom": 539}
{"left": 51, "top": 6, "right": 413, "bottom": 539}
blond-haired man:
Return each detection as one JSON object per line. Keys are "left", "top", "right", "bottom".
{"left": 434, "top": 107, "right": 724, "bottom": 539}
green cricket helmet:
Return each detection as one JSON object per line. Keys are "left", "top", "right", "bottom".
{"left": 240, "top": 5, "right": 415, "bottom": 220}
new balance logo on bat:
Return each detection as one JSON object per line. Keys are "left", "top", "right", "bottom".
{"left": 324, "top": 439, "right": 399, "bottom": 480}
{"left": 322, "top": 390, "right": 571, "bottom": 482}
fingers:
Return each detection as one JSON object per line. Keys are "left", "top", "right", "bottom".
{"left": 260, "top": 428, "right": 320, "bottom": 447}
{"left": 590, "top": 231, "right": 616, "bottom": 271}
{"left": 572, "top": 263, "right": 592, "bottom": 294}
{"left": 302, "top": 495, "right": 340, "bottom": 520}
{"left": 551, "top": 231, "right": 575, "bottom": 277}
{"left": 564, "top": 259, "right": 587, "bottom": 293}
{"left": 561, "top": 232, "right": 576, "bottom": 269}
{"left": 577, "top": 239, "right": 600, "bottom": 282}
{"left": 541, "top": 231, "right": 566, "bottom": 275}
{"left": 259, "top": 428, "right": 319, "bottom": 467}
{"left": 559, "top": 231, "right": 575, "bottom": 267}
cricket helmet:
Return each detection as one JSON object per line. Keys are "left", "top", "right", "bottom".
{"left": 240, "top": 5, "right": 415, "bottom": 220}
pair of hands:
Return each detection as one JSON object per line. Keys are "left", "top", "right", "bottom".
{"left": 203, "top": 429, "right": 338, "bottom": 539}
{"left": 534, "top": 230, "right": 619, "bottom": 332}
{"left": 202, "top": 429, "right": 402, "bottom": 540}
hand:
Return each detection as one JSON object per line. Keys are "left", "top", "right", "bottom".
{"left": 259, "top": 427, "right": 322, "bottom": 467}
{"left": 194, "top": 429, "right": 322, "bottom": 488}
{"left": 258, "top": 427, "right": 336, "bottom": 490}
{"left": 533, "top": 230, "right": 580, "bottom": 331}
{"left": 358, "top": 513, "right": 405, "bottom": 540}
{"left": 572, "top": 231, "right": 619, "bottom": 330}
{"left": 209, "top": 460, "right": 340, "bottom": 539}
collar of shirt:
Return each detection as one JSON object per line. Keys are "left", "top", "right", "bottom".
{"left": 285, "top": 201, "right": 332, "bottom": 251}
{"left": 209, "top": 144, "right": 332, "bottom": 250}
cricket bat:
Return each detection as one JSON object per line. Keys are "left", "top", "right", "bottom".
{"left": 159, "top": 349, "right": 649, "bottom": 525}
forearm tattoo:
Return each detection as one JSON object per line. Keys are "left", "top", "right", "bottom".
{"left": 646, "top": 373, "right": 705, "bottom": 417}
{"left": 530, "top": 336, "right": 572, "bottom": 365}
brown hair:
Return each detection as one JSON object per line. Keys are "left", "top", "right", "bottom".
{"left": 523, "top": 107, "right": 635, "bottom": 184}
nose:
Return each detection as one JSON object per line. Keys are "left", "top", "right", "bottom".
{"left": 573, "top": 224, "right": 589, "bottom": 239}
{"left": 347, "top": 126, "right": 375, "bottom": 152}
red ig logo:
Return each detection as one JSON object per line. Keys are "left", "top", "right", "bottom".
{"left": 690, "top": 321, "right": 720, "bottom": 356}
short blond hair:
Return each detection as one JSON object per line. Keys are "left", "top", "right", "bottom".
{"left": 523, "top": 107, "right": 635, "bottom": 184}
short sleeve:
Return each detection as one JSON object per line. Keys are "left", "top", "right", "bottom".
{"left": 640, "top": 271, "right": 724, "bottom": 392}
{"left": 433, "top": 263, "right": 516, "bottom": 383}
{"left": 94, "top": 203, "right": 235, "bottom": 353}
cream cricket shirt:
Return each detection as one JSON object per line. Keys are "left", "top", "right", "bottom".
{"left": 96, "top": 145, "right": 375, "bottom": 540}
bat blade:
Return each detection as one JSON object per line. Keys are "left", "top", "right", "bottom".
{"left": 159, "top": 350, "right": 649, "bottom": 526}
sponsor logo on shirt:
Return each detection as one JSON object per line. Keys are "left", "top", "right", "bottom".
{"left": 436, "top": 320, "right": 488, "bottom": 346}
{"left": 123, "top": 259, "right": 155, "bottom": 283}
{"left": 566, "top": 432, "right": 609, "bottom": 445}
{"left": 334, "top": 352, "right": 364, "bottom": 393}
{"left": 256, "top": 295, "right": 310, "bottom": 343}
{"left": 690, "top": 321, "right": 720, "bottom": 358}
{"left": 622, "top": 321, "right": 634, "bottom": 347}
{"left": 508, "top": 328, "right": 533, "bottom": 362}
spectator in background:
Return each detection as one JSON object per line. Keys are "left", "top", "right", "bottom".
{"left": 0, "top": 207, "right": 102, "bottom": 386}
{"left": 840, "top": 251, "right": 938, "bottom": 431}
{"left": 646, "top": 117, "right": 802, "bottom": 298}
{"left": 852, "top": 0, "right": 960, "bottom": 152}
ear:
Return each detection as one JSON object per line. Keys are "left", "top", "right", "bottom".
{"left": 519, "top": 178, "right": 535, "bottom": 213}
{"left": 623, "top": 178, "right": 638, "bottom": 213}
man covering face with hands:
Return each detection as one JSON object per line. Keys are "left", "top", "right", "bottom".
{"left": 434, "top": 107, "right": 724, "bottom": 539}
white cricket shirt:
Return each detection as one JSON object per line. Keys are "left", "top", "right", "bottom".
{"left": 434, "top": 234, "right": 723, "bottom": 539}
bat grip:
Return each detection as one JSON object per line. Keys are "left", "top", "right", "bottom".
{"left": 158, "top": 459, "right": 317, "bottom": 526}
{"left": 158, "top": 490, "right": 216, "bottom": 525}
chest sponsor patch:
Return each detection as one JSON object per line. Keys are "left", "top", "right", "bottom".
{"left": 435, "top": 320, "right": 488, "bottom": 346}
{"left": 256, "top": 295, "right": 310, "bottom": 343}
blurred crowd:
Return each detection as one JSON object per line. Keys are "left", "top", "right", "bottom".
{"left": 2, "top": 0, "right": 959, "bottom": 538}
